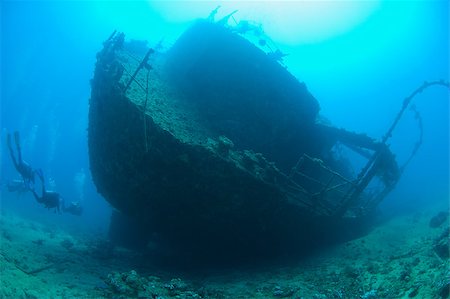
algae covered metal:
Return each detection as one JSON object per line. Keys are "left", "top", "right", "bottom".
{"left": 88, "top": 20, "right": 403, "bottom": 260}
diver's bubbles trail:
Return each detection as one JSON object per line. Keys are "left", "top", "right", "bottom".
{"left": 22, "top": 124, "right": 39, "bottom": 158}
{"left": 74, "top": 168, "right": 86, "bottom": 202}
{"left": 48, "top": 176, "right": 57, "bottom": 191}
{"left": 148, "top": 1, "right": 380, "bottom": 44}
{"left": 46, "top": 107, "right": 60, "bottom": 170}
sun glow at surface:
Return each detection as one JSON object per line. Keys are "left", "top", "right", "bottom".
{"left": 148, "top": 1, "right": 381, "bottom": 44}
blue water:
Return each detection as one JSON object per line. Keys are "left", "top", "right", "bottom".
{"left": 1, "top": 1, "right": 448, "bottom": 243}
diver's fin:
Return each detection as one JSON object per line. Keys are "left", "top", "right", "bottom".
{"left": 35, "top": 168, "right": 44, "bottom": 182}
{"left": 14, "top": 131, "right": 21, "bottom": 149}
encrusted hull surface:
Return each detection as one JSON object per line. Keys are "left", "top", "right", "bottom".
{"left": 88, "top": 21, "right": 374, "bottom": 262}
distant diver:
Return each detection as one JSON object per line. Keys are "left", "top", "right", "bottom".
{"left": 31, "top": 169, "right": 83, "bottom": 216}
{"left": 5, "top": 179, "right": 29, "bottom": 194}
{"left": 6, "top": 131, "right": 35, "bottom": 189}
{"left": 64, "top": 200, "right": 84, "bottom": 216}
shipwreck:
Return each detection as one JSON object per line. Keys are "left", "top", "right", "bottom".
{"left": 88, "top": 19, "right": 443, "bottom": 264}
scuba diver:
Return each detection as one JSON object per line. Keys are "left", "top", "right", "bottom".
{"left": 6, "top": 131, "right": 35, "bottom": 189}
{"left": 64, "top": 201, "right": 84, "bottom": 216}
{"left": 30, "top": 169, "right": 83, "bottom": 216}
{"left": 5, "top": 179, "right": 29, "bottom": 193}
{"left": 30, "top": 169, "right": 62, "bottom": 212}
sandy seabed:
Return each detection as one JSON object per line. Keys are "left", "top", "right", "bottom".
{"left": 1, "top": 200, "right": 448, "bottom": 299}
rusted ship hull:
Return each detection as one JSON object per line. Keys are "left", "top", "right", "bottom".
{"left": 88, "top": 21, "right": 397, "bottom": 262}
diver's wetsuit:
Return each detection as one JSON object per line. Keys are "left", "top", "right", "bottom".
{"left": 7, "top": 131, "right": 35, "bottom": 188}
{"left": 31, "top": 169, "right": 63, "bottom": 213}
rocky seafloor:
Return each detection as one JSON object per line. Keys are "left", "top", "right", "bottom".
{"left": 1, "top": 200, "right": 448, "bottom": 299}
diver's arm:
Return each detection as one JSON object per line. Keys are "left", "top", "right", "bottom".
{"left": 30, "top": 189, "right": 43, "bottom": 203}
{"left": 35, "top": 169, "right": 46, "bottom": 193}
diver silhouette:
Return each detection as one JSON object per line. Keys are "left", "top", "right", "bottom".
{"left": 30, "top": 169, "right": 83, "bottom": 216}
{"left": 6, "top": 131, "right": 35, "bottom": 189}
{"left": 31, "top": 169, "right": 63, "bottom": 213}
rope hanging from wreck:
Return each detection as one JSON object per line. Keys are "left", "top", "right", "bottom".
{"left": 121, "top": 47, "right": 154, "bottom": 152}
{"left": 123, "top": 48, "right": 154, "bottom": 93}
{"left": 143, "top": 66, "right": 151, "bottom": 153}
